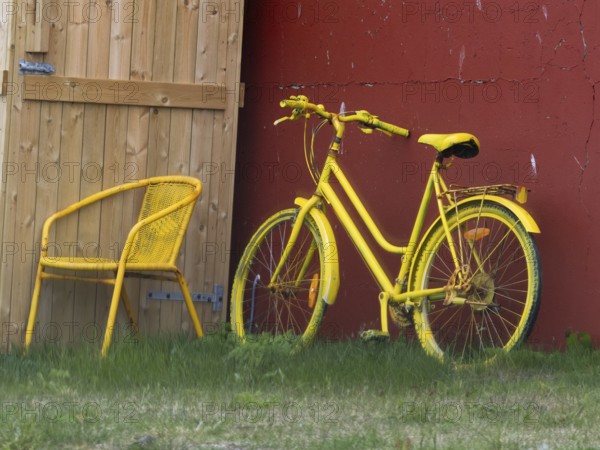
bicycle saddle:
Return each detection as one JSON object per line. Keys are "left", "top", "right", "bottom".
{"left": 418, "top": 133, "right": 480, "bottom": 159}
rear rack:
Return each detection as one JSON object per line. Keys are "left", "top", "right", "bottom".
{"left": 443, "top": 184, "right": 528, "bottom": 204}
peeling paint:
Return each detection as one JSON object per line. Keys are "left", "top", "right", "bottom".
{"left": 458, "top": 45, "right": 465, "bottom": 79}
{"left": 530, "top": 154, "right": 538, "bottom": 177}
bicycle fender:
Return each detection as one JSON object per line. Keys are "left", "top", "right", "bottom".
{"left": 295, "top": 197, "right": 340, "bottom": 305}
{"left": 456, "top": 195, "right": 540, "bottom": 234}
{"left": 408, "top": 195, "right": 540, "bottom": 286}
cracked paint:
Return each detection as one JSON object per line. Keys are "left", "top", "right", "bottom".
{"left": 237, "top": 0, "right": 600, "bottom": 348}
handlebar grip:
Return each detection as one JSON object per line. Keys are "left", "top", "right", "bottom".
{"left": 374, "top": 120, "right": 410, "bottom": 137}
{"left": 280, "top": 95, "right": 310, "bottom": 110}
{"left": 280, "top": 99, "right": 299, "bottom": 108}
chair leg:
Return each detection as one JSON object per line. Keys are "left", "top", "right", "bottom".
{"left": 118, "top": 279, "right": 139, "bottom": 336}
{"left": 176, "top": 271, "right": 203, "bottom": 338}
{"left": 25, "top": 263, "right": 45, "bottom": 352}
{"left": 101, "top": 265, "right": 127, "bottom": 357}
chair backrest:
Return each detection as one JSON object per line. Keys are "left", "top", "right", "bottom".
{"left": 126, "top": 177, "right": 201, "bottom": 266}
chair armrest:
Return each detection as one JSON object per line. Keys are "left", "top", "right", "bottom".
{"left": 40, "top": 180, "right": 148, "bottom": 254}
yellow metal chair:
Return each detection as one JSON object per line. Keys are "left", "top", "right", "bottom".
{"left": 25, "top": 176, "right": 204, "bottom": 356}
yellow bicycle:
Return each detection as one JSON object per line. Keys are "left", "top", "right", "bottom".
{"left": 230, "top": 95, "right": 541, "bottom": 362}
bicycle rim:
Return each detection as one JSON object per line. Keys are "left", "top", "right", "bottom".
{"left": 230, "top": 209, "right": 327, "bottom": 346}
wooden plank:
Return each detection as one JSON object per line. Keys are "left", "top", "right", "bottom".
{"left": 172, "top": 0, "right": 199, "bottom": 335}
{"left": 202, "top": 0, "right": 245, "bottom": 326}
{"left": 192, "top": 0, "right": 221, "bottom": 329}
{"left": 0, "top": 6, "right": 15, "bottom": 352}
{"left": 216, "top": 0, "right": 245, "bottom": 322}
{"left": 0, "top": 0, "right": 246, "bottom": 349}
{"left": 23, "top": 75, "right": 231, "bottom": 110}
{"left": 71, "top": 4, "right": 104, "bottom": 342}
{"left": 0, "top": 8, "right": 15, "bottom": 310}
{"left": 206, "top": 3, "right": 231, "bottom": 325}
{"left": 46, "top": 2, "right": 70, "bottom": 339}
{"left": 123, "top": 0, "right": 156, "bottom": 335}
{"left": 6, "top": 1, "right": 44, "bottom": 347}
{"left": 26, "top": 0, "right": 50, "bottom": 53}
{"left": 0, "top": 5, "right": 16, "bottom": 350}
{"left": 33, "top": 0, "right": 67, "bottom": 345}
{"left": 8, "top": 98, "right": 42, "bottom": 349}
{"left": 139, "top": 0, "right": 172, "bottom": 336}
{"left": 66, "top": 6, "right": 92, "bottom": 338}
{"left": 51, "top": 2, "right": 89, "bottom": 343}
{"left": 153, "top": 0, "right": 179, "bottom": 336}
{"left": 73, "top": 0, "right": 112, "bottom": 339}
{"left": 96, "top": 0, "right": 133, "bottom": 342}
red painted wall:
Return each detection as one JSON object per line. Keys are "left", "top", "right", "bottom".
{"left": 231, "top": 1, "right": 600, "bottom": 347}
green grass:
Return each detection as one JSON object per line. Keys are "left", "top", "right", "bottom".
{"left": 3, "top": 333, "right": 600, "bottom": 449}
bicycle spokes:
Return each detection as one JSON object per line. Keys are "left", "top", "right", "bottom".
{"left": 413, "top": 202, "right": 540, "bottom": 362}
{"left": 232, "top": 210, "right": 327, "bottom": 342}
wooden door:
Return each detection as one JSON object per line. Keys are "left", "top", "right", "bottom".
{"left": 0, "top": 0, "right": 244, "bottom": 349}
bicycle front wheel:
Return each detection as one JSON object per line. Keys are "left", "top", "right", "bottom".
{"left": 411, "top": 201, "right": 541, "bottom": 362}
{"left": 230, "top": 209, "right": 327, "bottom": 346}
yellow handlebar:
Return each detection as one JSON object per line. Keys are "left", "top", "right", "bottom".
{"left": 369, "top": 117, "right": 410, "bottom": 137}
{"left": 277, "top": 95, "right": 410, "bottom": 138}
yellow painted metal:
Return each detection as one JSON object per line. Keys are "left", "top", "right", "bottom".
{"left": 391, "top": 286, "right": 447, "bottom": 303}
{"left": 294, "top": 197, "right": 340, "bottom": 305}
{"left": 393, "top": 162, "right": 437, "bottom": 293}
{"left": 433, "top": 170, "right": 462, "bottom": 273}
{"left": 318, "top": 181, "right": 396, "bottom": 294}
{"left": 417, "top": 132, "right": 480, "bottom": 153}
{"left": 408, "top": 194, "right": 541, "bottom": 293}
{"left": 516, "top": 186, "right": 528, "bottom": 204}
{"left": 296, "top": 241, "right": 318, "bottom": 288}
{"left": 459, "top": 195, "right": 540, "bottom": 233}
{"left": 378, "top": 292, "right": 390, "bottom": 335}
{"left": 308, "top": 274, "right": 319, "bottom": 309}
{"left": 24, "top": 176, "right": 204, "bottom": 357}
{"left": 270, "top": 195, "right": 320, "bottom": 285}
{"left": 266, "top": 95, "right": 541, "bottom": 346}
{"left": 333, "top": 165, "right": 406, "bottom": 254}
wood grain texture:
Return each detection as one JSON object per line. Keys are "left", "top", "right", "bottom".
{"left": 23, "top": 75, "right": 232, "bottom": 110}
{"left": 0, "top": 0, "right": 245, "bottom": 348}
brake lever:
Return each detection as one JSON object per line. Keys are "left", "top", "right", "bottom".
{"left": 274, "top": 116, "right": 290, "bottom": 126}
{"left": 274, "top": 109, "right": 310, "bottom": 126}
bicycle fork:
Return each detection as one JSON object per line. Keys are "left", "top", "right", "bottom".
{"left": 268, "top": 195, "right": 321, "bottom": 289}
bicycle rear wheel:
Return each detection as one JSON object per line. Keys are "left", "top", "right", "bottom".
{"left": 230, "top": 209, "right": 327, "bottom": 346}
{"left": 411, "top": 201, "right": 541, "bottom": 362}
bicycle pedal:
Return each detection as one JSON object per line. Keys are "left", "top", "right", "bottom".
{"left": 360, "top": 330, "right": 390, "bottom": 342}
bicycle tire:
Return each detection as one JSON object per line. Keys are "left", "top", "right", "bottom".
{"left": 230, "top": 209, "right": 328, "bottom": 346}
{"left": 410, "top": 201, "right": 541, "bottom": 362}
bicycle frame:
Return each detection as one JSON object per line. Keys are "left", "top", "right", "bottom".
{"left": 227, "top": 94, "right": 544, "bottom": 360}
{"left": 269, "top": 145, "right": 456, "bottom": 335}
{"left": 267, "top": 102, "right": 541, "bottom": 338}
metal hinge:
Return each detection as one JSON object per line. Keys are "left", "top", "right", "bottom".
{"left": 147, "top": 284, "right": 224, "bottom": 312}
